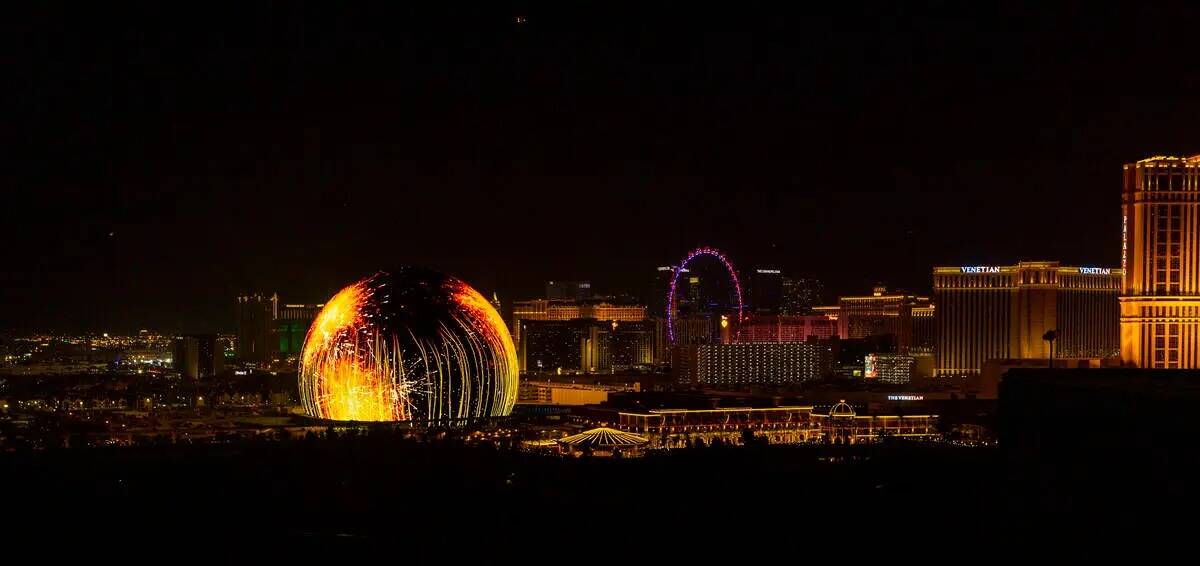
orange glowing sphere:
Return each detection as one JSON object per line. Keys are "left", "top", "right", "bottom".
{"left": 298, "top": 269, "right": 518, "bottom": 422}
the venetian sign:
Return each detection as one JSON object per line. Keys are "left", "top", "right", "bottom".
{"left": 960, "top": 266, "right": 1001, "bottom": 274}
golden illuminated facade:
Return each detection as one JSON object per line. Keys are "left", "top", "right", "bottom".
{"left": 616, "top": 404, "right": 938, "bottom": 448}
{"left": 911, "top": 304, "right": 936, "bottom": 355}
{"left": 517, "top": 381, "right": 634, "bottom": 405}
{"left": 827, "top": 285, "right": 933, "bottom": 353}
{"left": 518, "top": 319, "right": 655, "bottom": 373}
{"left": 1120, "top": 155, "right": 1200, "bottom": 368}
{"left": 511, "top": 299, "right": 582, "bottom": 347}
{"left": 934, "top": 262, "right": 1121, "bottom": 376}
{"left": 589, "top": 321, "right": 654, "bottom": 370}
{"left": 583, "top": 303, "right": 645, "bottom": 321}
{"left": 510, "top": 299, "right": 645, "bottom": 349}
{"left": 619, "top": 407, "right": 823, "bottom": 448}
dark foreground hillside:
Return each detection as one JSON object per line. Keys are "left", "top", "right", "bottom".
{"left": 0, "top": 431, "right": 1187, "bottom": 552}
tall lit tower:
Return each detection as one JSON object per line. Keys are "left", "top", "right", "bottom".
{"left": 236, "top": 293, "right": 277, "bottom": 363}
{"left": 1120, "top": 155, "right": 1200, "bottom": 368}
{"left": 748, "top": 268, "right": 784, "bottom": 314}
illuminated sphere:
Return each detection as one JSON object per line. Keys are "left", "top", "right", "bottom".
{"left": 298, "top": 269, "right": 518, "bottom": 422}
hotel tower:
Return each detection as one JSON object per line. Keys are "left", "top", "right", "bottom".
{"left": 934, "top": 262, "right": 1121, "bottom": 376}
{"left": 1120, "top": 155, "right": 1200, "bottom": 368}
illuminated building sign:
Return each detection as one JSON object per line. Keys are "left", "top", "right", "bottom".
{"left": 756, "top": 269, "right": 781, "bottom": 274}
{"left": 1078, "top": 267, "right": 1112, "bottom": 275}
{"left": 1121, "top": 214, "right": 1128, "bottom": 272}
{"left": 887, "top": 395, "right": 924, "bottom": 401}
{"left": 864, "top": 353, "right": 877, "bottom": 379}
{"left": 960, "top": 266, "right": 1001, "bottom": 274}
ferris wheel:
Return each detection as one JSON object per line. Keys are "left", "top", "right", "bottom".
{"left": 666, "top": 246, "right": 745, "bottom": 345}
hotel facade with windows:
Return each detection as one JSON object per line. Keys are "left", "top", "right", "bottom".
{"left": 672, "top": 340, "right": 837, "bottom": 386}
{"left": 819, "top": 285, "right": 934, "bottom": 355}
{"left": 933, "top": 262, "right": 1121, "bottom": 376}
{"left": 616, "top": 403, "right": 938, "bottom": 448}
{"left": 510, "top": 298, "right": 646, "bottom": 353}
{"left": 1120, "top": 155, "right": 1200, "bottom": 368}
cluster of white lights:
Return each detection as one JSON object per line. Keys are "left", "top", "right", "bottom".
{"left": 697, "top": 342, "right": 828, "bottom": 385}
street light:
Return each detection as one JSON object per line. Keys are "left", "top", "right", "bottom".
{"left": 1042, "top": 329, "right": 1060, "bottom": 368}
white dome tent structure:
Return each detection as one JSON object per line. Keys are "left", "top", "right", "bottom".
{"left": 555, "top": 427, "right": 649, "bottom": 457}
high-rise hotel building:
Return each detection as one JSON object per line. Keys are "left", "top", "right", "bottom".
{"left": 821, "top": 286, "right": 934, "bottom": 354}
{"left": 1120, "top": 155, "right": 1200, "bottom": 368}
{"left": 510, "top": 298, "right": 646, "bottom": 350}
{"left": 934, "top": 262, "right": 1121, "bottom": 376}
{"left": 673, "top": 340, "right": 837, "bottom": 386}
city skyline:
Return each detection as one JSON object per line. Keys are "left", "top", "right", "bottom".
{"left": 0, "top": 246, "right": 1131, "bottom": 336}
{"left": 5, "top": 4, "right": 1198, "bottom": 333}
{"left": 4, "top": 4, "right": 1200, "bottom": 537}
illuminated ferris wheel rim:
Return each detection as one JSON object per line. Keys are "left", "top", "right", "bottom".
{"left": 666, "top": 246, "right": 744, "bottom": 345}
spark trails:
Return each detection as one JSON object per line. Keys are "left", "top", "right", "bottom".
{"left": 298, "top": 269, "right": 518, "bottom": 423}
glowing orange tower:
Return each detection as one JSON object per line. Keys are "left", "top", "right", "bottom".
{"left": 1120, "top": 155, "right": 1200, "bottom": 368}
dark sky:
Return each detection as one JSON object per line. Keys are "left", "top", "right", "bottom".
{"left": 3, "top": 3, "right": 1198, "bottom": 333}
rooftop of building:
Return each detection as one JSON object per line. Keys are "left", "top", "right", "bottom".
{"left": 831, "top": 284, "right": 930, "bottom": 302}
{"left": 556, "top": 427, "right": 648, "bottom": 447}
{"left": 829, "top": 400, "right": 856, "bottom": 417}
{"left": 521, "top": 380, "right": 637, "bottom": 391}
{"left": 739, "top": 314, "right": 840, "bottom": 322}
{"left": 1131, "top": 155, "right": 1200, "bottom": 165}
{"left": 933, "top": 262, "right": 1123, "bottom": 275}
{"left": 513, "top": 297, "right": 647, "bottom": 307}
{"left": 838, "top": 294, "right": 931, "bottom": 301}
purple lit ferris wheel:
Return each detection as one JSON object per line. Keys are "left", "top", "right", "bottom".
{"left": 666, "top": 246, "right": 744, "bottom": 345}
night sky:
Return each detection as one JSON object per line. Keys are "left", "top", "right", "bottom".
{"left": 3, "top": 3, "right": 1198, "bottom": 333}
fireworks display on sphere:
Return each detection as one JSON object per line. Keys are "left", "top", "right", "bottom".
{"left": 298, "top": 269, "right": 518, "bottom": 422}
